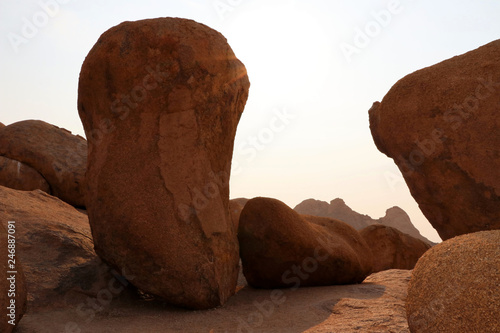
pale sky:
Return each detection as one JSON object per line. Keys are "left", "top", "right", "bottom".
{"left": 1, "top": 0, "right": 500, "bottom": 243}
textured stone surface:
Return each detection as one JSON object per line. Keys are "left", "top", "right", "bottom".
{"left": 0, "top": 186, "right": 114, "bottom": 310}
{"left": 360, "top": 224, "right": 431, "bottom": 273}
{"left": 18, "top": 269, "right": 412, "bottom": 333}
{"left": 1, "top": 222, "right": 27, "bottom": 332}
{"left": 0, "top": 156, "right": 50, "bottom": 193}
{"left": 369, "top": 40, "right": 500, "bottom": 240}
{"left": 78, "top": 18, "right": 249, "bottom": 309}
{"left": 238, "top": 197, "right": 373, "bottom": 288}
{"left": 406, "top": 230, "right": 500, "bottom": 333}
{"left": 295, "top": 198, "right": 434, "bottom": 244}
{"left": 0, "top": 120, "right": 87, "bottom": 207}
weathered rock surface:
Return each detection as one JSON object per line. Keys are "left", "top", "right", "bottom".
{"left": 295, "top": 198, "right": 434, "bottom": 244}
{"left": 18, "top": 269, "right": 412, "bottom": 333}
{"left": 239, "top": 197, "right": 373, "bottom": 288}
{"left": 406, "top": 230, "right": 500, "bottom": 332}
{"left": 0, "top": 120, "right": 87, "bottom": 207}
{"left": 369, "top": 40, "right": 500, "bottom": 240}
{"left": 0, "top": 186, "right": 115, "bottom": 310}
{"left": 0, "top": 121, "right": 5, "bottom": 128}
{"left": 0, "top": 156, "right": 50, "bottom": 193}
{"left": 1, "top": 222, "right": 27, "bottom": 332}
{"left": 78, "top": 18, "right": 249, "bottom": 309}
{"left": 360, "top": 224, "right": 431, "bottom": 273}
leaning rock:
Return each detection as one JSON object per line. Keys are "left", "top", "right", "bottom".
{"left": 0, "top": 156, "right": 50, "bottom": 193}
{"left": 0, "top": 186, "right": 115, "bottom": 310}
{"left": 238, "top": 197, "right": 373, "bottom": 288}
{"left": 0, "top": 120, "right": 87, "bottom": 207}
{"left": 406, "top": 230, "right": 500, "bottom": 332}
{"left": 78, "top": 18, "right": 249, "bottom": 309}
{"left": 1, "top": 223, "right": 27, "bottom": 332}
{"left": 369, "top": 40, "right": 500, "bottom": 240}
{"left": 360, "top": 224, "right": 431, "bottom": 273}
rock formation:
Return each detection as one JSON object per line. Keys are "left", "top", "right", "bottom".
{"left": 295, "top": 198, "right": 373, "bottom": 229}
{"left": 238, "top": 197, "right": 373, "bottom": 288}
{"left": 294, "top": 198, "right": 433, "bottom": 244}
{"left": 360, "top": 224, "right": 431, "bottom": 273}
{"left": 0, "top": 120, "right": 87, "bottom": 207}
{"left": 0, "top": 186, "right": 115, "bottom": 309}
{"left": 406, "top": 230, "right": 500, "bottom": 332}
{"left": 1, "top": 222, "right": 27, "bottom": 332}
{"left": 369, "top": 39, "right": 500, "bottom": 240}
{"left": 78, "top": 18, "right": 249, "bottom": 309}
{"left": 0, "top": 156, "right": 50, "bottom": 193}
{"left": 378, "top": 207, "right": 430, "bottom": 244}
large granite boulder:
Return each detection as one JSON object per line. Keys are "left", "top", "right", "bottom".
{"left": 406, "top": 230, "right": 500, "bottom": 332}
{"left": 238, "top": 197, "right": 373, "bottom": 288}
{"left": 0, "top": 120, "right": 87, "bottom": 207}
{"left": 78, "top": 18, "right": 249, "bottom": 309}
{"left": 369, "top": 40, "right": 500, "bottom": 240}
{"left": 1, "top": 222, "right": 27, "bottom": 332}
{"left": 0, "top": 155, "right": 50, "bottom": 193}
{"left": 0, "top": 186, "right": 114, "bottom": 310}
{"left": 360, "top": 224, "right": 431, "bottom": 273}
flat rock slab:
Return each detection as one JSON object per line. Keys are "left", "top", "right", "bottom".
{"left": 17, "top": 269, "right": 411, "bottom": 333}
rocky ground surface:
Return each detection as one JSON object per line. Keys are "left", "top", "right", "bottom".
{"left": 17, "top": 269, "right": 411, "bottom": 333}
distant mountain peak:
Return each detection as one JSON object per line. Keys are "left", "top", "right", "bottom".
{"left": 294, "top": 198, "right": 434, "bottom": 245}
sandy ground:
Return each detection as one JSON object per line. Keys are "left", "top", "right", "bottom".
{"left": 16, "top": 269, "right": 411, "bottom": 333}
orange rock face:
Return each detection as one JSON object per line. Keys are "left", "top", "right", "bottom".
{"left": 369, "top": 40, "right": 500, "bottom": 240}
{"left": 0, "top": 156, "right": 50, "bottom": 193}
{"left": 360, "top": 224, "right": 431, "bottom": 273}
{"left": 238, "top": 197, "right": 373, "bottom": 288}
{"left": 406, "top": 230, "right": 500, "bottom": 333}
{"left": 0, "top": 120, "right": 87, "bottom": 207}
{"left": 78, "top": 18, "right": 249, "bottom": 309}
